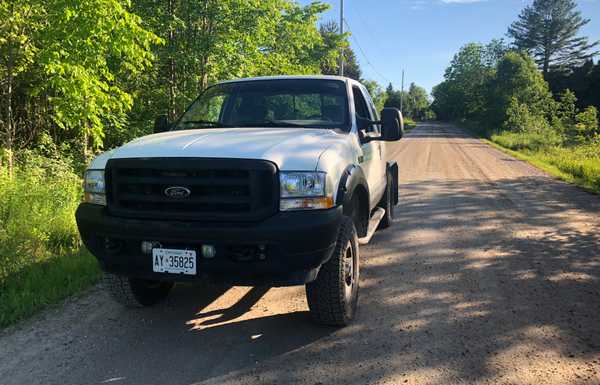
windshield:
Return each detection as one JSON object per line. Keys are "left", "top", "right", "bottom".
{"left": 174, "top": 79, "right": 349, "bottom": 130}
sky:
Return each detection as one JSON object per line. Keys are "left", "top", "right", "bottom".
{"left": 298, "top": 0, "right": 600, "bottom": 94}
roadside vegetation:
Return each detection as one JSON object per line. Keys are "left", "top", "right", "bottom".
{"left": 0, "top": 154, "right": 100, "bottom": 327}
{"left": 0, "top": 0, "right": 429, "bottom": 327}
{"left": 432, "top": 0, "right": 600, "bottom": 193}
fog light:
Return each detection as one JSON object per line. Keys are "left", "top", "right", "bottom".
{"left": 202, "top": 245, "right": 216, "bottom": 259}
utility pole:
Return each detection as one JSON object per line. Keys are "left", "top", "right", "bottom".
{"left": 339, "top": 0, "right": 344, "bottom": 77}
{"left": 400, "top": 69, "right": 405, "bottom": 113}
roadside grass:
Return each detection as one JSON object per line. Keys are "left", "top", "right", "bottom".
{"left": 404, "top": 117, "right": 417, "bottom": 131}
{"left": 0, "top": 154, "right": 101, "bottom": 329}
{"left": 480, "top": 130, "right": 600, "bottom": 195}
{"left": 0, "top": 251, "right": 100, "bottom": 328}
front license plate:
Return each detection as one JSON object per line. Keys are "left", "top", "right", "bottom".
{"left": 152, "top": 248, "right": 196, "bottom": 275}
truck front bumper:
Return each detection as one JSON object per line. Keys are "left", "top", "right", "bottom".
{"left": 75, "top": 203, "right": 343, "bottom": 286}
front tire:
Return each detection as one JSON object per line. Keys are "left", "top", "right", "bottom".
{"left": 306, "top": 216, "right": 359, "bottom": 326}
{"left": 103, "top": 273, "right": 173, "bottom": 307}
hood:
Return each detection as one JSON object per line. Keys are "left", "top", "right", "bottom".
{"left": 89, "top": 127, "right": 347, "bottom": 171}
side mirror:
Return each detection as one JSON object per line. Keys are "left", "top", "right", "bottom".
{"left": 380, "top": 107, "right": 404, "bottom": 141}
{"left": 154, "top": 115, "right": 170, "bottom": 134}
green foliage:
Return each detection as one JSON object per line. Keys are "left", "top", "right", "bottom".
{"left": 40, "top": 0, "right": 160, "bottom": 150}
{"left": 0, "top": 155, "right": 83, "bottom": 280}
{"left": 406, "top": 83, "right": 430, "bottom": 121}
{"left": 362, "top": 80, "right": 387, "bottom": 112}
{"left": 575, "top": 106, "right": 599, "bottom": 142}
{"left": 546, "top": 60, "right": 600, "bottom": 115}
{"left": 492, "top": 128, "right": 563, "bottom": 151}
{"left": 0, "top": 154, "right": 100, "bottom": 328}
{"left": 488, "top": 52, "right": 554, "bottom": 127}
{"left": 0, "top": 0, "right": 160, "bottom": 159}
{"left": 431, "top": 40, "right": 507, "bottom": 122}
{"left": 507, "top": 0, "right": 599, "bottom": 75}
{"left": 318, "top": 20, "right": 361, "bottom": 80}
{"left": 490, "top": 131, "right": 600, "bottom": 193}
{"left": 556, "top": 89, "right": 578, "bottom": 129}
{"left": 0, "top": 250, "right": 99, "bottom": 328}
{"left": 403, "top": 117, "right": 417, "bottom": 131}
{"left": 384, "top": 82, "right": 432, "bottom": 121}
{"left": 125, "top": 0, "right": 334, "bottom": 143}
{"left": 503, "top": 97, "right": 551, "bottom": 133}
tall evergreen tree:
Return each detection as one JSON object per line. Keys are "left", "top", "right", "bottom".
{"left": 507, "top": 0, "right": 599, "bottom": 75}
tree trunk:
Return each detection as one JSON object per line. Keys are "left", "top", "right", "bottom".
{"left": 5, "top": 51, "right": 15, "bottom": 177}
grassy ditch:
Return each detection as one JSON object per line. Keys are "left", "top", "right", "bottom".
{"left": 482, "top": 130, "right": 600, "bottom": 195}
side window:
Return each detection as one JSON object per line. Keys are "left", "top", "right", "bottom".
{"left": 352, "top": 86, "right": 375, "bottom": 132}
{"left": 362, "top": 87, "right": 380, "bottom": 133}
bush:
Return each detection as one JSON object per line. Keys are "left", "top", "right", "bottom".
{"left": 503, "top": 97, "right": 551, "bottom": 133}
{"left": 404, "top": 117, "right": 417, "bottom": 130}
{"left": 575, "top": 106, "right": 599, "bottom": 142}
{"left": 0, "top": 155, "right": 82, "bottom": 281}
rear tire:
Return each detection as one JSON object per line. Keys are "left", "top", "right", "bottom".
{"left": 104, "top": 273, "right": 173, "bottom": 307}
{"left": 378, "top": 171, "right": 394, "bottom": 229}
{"left": 306, "top": 216, "right": 359, "bottom": 326}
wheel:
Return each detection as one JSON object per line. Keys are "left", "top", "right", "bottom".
{"left": 305, "top": 216, "right": 359, "bottom": 326}
{"left": 103, "top": 273, "right": 173, "bottom": 307}
{"left": 377, "top": 171, "right": 394, "bottom": 229}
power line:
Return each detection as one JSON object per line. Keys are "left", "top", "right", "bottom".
{"left": 343, "top": 19, "right": 393, "bottom": 85}
{"left": 346, "top": 1, "right": 387, "bottom": 56}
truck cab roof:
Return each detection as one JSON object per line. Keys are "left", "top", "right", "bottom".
{"left": 217, "top": 75, "right": 360, "bottom": 85}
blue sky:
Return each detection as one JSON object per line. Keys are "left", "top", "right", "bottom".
{"left": 299, "top": 0, "right": 600, "bottom": 94}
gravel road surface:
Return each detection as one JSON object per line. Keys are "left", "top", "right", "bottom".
{"left": 1, "top": 122, "right": 599, "bottom": 385}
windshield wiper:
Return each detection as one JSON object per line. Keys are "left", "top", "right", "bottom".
{"left": 236, "top": 120, "right": 306, "bottom": 128}
{"left": 180, "top": 120, "right": 230, "bottom": 128}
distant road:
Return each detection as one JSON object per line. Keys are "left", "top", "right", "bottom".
{"left": 1, "top": 122, "right": 600, "bottom": 385}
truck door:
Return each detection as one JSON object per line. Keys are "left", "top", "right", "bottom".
{"left": 352, "top": 85, "right": 386, "bottom": 209}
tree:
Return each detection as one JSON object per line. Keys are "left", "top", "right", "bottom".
{"left": 430, "top": 43, "right": 495, "bottom": 121}
{"left": 574, "top": 106, "right": 599, "bottom": 141}
{"left": 507, "top": 0, "right": 599, "bottom": 75}
{"left": 406, "top": 83, "right": 430, "bottom": 120}
{"left": 318, "top": 20, "right": 361, "bottom": 80}
{"left": 556, "top": 89, "right": 577, "bottom": 129}
{"left": 488, "top": 52, "right": 554, "bottom": 128}
{"left": 546, "top": 60, "right": 600, "bottom": 113}
{"left": 362, "top": 80, "right": 386, "bottom": 112}
{"left": 125, "top": 0, "right": 333, "bottom": 143}
{"left": 0, "top": 0, "right": 159, "bottom": 165}
{"left": 383, "top": 83, "right": 402, "bottom": 110}
{"left": 0, "top": 0, "right": 41, "bottom": 173}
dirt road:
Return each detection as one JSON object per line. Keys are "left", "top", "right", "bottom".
{"left": 2, "top": 122, "right": 600, "bottom": 385}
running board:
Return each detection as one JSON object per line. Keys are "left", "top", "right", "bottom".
{"left": 358, "top": 208, "right": 385, "bottom": 245}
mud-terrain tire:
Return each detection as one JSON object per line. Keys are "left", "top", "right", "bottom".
{"left": 104, "top": 273, "right": 173, "bottom": 307}
{"left": 306, "top": 216, "right": 359, "bottom": 326}
{"left": 377, "top": 171, "right": 394, "bottom": 229}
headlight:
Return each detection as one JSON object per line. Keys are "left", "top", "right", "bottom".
{"left": 83, "top": 170, "right": 106, "bottom": 206}
{"left": 279, "top": 172, "right": 333, "bottom": 211}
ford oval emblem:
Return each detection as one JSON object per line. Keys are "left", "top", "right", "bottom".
{"left": 164, "top": 186, "right": 191, "bottom": 199}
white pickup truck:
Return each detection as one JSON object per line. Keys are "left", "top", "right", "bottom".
{"left": 76, "top": 75, "right": 403, "bottom": 326}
